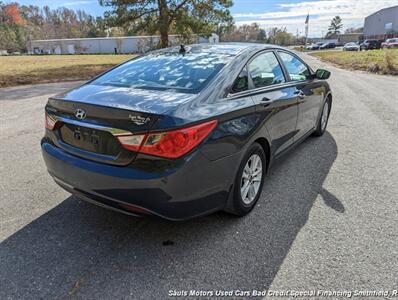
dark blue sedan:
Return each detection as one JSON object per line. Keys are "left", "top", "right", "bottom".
{"left": 42, "top": 43, "right": 332, "bottom": 220}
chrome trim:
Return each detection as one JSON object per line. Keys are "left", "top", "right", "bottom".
{"left": 53, "top": 115, "right": 132, "bottom": 136}
{"left": 227, "top": 81, "right": 299, "bottom": 99}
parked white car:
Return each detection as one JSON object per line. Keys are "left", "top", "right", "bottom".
{"left": 343, "top": 42, "right": 360, "bottom": 51}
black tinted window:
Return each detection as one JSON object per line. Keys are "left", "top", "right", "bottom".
{"left": 92, "top": 52, "right": 232, "bottom": 93}
{"left": 248, "top": 52, "right": 285, "bottom": 88}
{"left": 278, "top": 51, "right": 311, "bottom": 81}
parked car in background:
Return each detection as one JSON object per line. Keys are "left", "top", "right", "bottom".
{"left": 319, "top": 42, "right": 336, "bottom": 50}
{"left": 360, "top": 40, "right": 382, "bottom": 50}
{"left": 382, "top": 38, "right": 398, "bottom": 49}
{"left": 306, "top": 43, "right": 320, "bottom": 50}
{"left": 343, "top": 42, "right": 360, "bottom": 51}
{"left": 41, "top": 43, "right": 332, "bottom": 220}
{"left": 306, "top": 42, "right": 325, "bottom": 50}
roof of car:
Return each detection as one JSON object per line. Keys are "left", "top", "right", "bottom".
{"left": 162, "top": 42, "right": 285, "bottom": 56}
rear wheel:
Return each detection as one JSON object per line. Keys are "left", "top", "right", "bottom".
{"left": 313, "top": 98, "right": 331, "bottom": 136}
{"left": 224, "top": 143, "right": 266, "bottom": 216}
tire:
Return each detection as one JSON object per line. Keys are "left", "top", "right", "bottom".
{"left": 223, "top": 142, "right": 266, "bottom": 216}
{"left": 313, "top": 98, "right": 331, "bottom": 136}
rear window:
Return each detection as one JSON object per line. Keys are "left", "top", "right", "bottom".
{"left": 92, "top": 52, "right": 232, "bottom": 93}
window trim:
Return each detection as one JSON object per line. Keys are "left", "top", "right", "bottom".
{"left": 229, "top": 49, "right": 288, "bottom": 97}
{"left": 275, "top": 50, "right": 315, "bottom": 83}
{"left": 227, "top": 48, "right": 318, "bottom": 99}
{"left": 228, "top": 81, "right": 300, "bottom": 100}
{"left": 230, "top": 65, "right": 249, "bottom": 94}
{"left": 246, "top": 50, "right": 287, "bottom": 90}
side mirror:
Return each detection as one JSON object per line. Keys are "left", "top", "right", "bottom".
{"left": 315, "top": 69, "right": 331, "bottom": 80}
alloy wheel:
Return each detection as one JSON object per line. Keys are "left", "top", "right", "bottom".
{"left": 321, "top": 101, "right": 329, "bottom": 131}
{"left": 240, "top": 154, "right": 263, "bottom": 205}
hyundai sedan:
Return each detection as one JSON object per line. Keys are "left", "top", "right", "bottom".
{"left": 42, "top": 43, "right": 332, "bottom": 220}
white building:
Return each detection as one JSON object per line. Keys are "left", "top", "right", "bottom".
{"left": 198, "top": 33, "right": 219, "bottom": 44}
{"left": 27, "top": 34, "right": 219, "bottom": 55}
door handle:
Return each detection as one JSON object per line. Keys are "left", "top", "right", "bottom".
{"left": 295, "top": 91, "right": 306, "bottom": 99}
{"left": 261, "top": 97, "right": 275, "bottom": 107}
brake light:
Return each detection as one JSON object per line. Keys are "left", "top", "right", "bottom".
{"left": 45, "top": 113, "right": 61, "bottom": 130}
{"left": 117, "top": 120, "right": 217, "bottom": 159}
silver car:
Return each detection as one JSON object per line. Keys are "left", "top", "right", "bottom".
{"left": 343, "top": 42, "right": 360, "bottom": 51}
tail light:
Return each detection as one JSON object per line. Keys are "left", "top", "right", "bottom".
{"left": 45, "top": 113, "right": 62, "bottom": 130}
{"left": 117, "top": 120, "right": 217, "bottom": 159}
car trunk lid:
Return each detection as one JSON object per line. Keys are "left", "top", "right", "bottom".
{"left": 46, "top": 83, "right": 197, "bottom": 165}
{"left": 46, "top": 98, "right": 159, "bottom": 166}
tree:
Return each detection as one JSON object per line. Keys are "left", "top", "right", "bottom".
{"left": 257, "top": 28, "right": 266, "bottom": 42}
{"left": 222, "top": 23, "right": 266, "bottom": 43}
{"left": 0, "top": 2, "right": 109, "bottom": 52}
{"left": 99, "top": 0, "right": 233, "bottom": 48}
{"left": 274, "top": 30, "right": 294, "bottom": 45}
{"left": 327, "top": 16, "right": 343, "bottom": 37}
{"left": 266, "top": 27, "right": 294, "bottom": 45}
{"left": 2, "top": 3, "right": 24, "bottom": 25}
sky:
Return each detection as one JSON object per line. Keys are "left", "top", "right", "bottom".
{"left": 15, "top": 0, "right": 398, "bottom": 37}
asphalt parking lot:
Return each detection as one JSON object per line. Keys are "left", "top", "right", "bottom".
{"left": 0, "top": 53, "right": 397, "bottom": 299}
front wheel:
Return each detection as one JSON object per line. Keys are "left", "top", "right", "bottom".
{"left": 224, "top": 143, "right": 266, "bottom": 216}
{"left": 313, "top": 99, "right": 331, "bottom": 136}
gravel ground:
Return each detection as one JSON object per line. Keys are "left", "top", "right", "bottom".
{"left": 0, "top": 54, "right": 397, "bottom": 299}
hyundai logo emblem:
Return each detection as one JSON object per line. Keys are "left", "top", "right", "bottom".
{"left": 75, "top": 109, "right": 86, "bottom": 120}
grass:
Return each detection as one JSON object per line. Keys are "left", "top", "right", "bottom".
{"left": 310, "top": 49, "right": 398, "bottom": 75}
{"left": 0, "top": 54, "right": 136, "bottom": 88}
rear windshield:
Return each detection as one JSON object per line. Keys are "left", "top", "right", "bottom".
{"left": 92, "top": 52, "right": 232, "bottom": 93}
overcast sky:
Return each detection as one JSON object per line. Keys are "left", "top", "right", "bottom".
{"left": 16, "top": 0, "right": 398, "bottom": 37}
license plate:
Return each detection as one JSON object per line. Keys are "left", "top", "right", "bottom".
{"left": 59, "top": 123, "right": 120, "bottom": 156}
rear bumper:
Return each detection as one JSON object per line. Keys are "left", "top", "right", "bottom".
{"left": 42, "top": 142, "right": 241, "bottom": 220}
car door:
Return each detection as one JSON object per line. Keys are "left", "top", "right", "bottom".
{"left": 277, "top": 50, "right": 324, "bottom": 141}
{"left": 245, "top": 50, "right": 299, "bottom": 155}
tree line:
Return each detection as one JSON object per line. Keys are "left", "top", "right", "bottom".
{"left": 1, "top": 0, "right": 351, "bottom": 53}
{"left": 0, "top": 1, "right": 234, "bottom": 52}
{"left": 0, "top": 2, "right": 109, "bottom": 52}
{"left": 221, "top": 23, "right": 301, "bottom": 45}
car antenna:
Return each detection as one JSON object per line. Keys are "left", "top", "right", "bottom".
{"left": 179, "top": 44, "right": 186, "bottom": 55}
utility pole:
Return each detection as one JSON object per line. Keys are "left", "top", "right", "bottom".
{"left": 305, "top": 13, "right": 309, "bottom": 45}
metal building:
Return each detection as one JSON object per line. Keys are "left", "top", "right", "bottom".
{"left": 337, "top": 33, "right": 363, "bottom": 45}
{"left": 364, "top": 5, "right": 398, "bottom": 39}
{"left": 27, "top": 34, "right": 219, "bottom": 55}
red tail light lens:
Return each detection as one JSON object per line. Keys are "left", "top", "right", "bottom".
{"left": 117, "top": 120, "right": 217, "bottom": 159}
{"left": 45, "top": 113, "right": 61, "bottom": 130}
